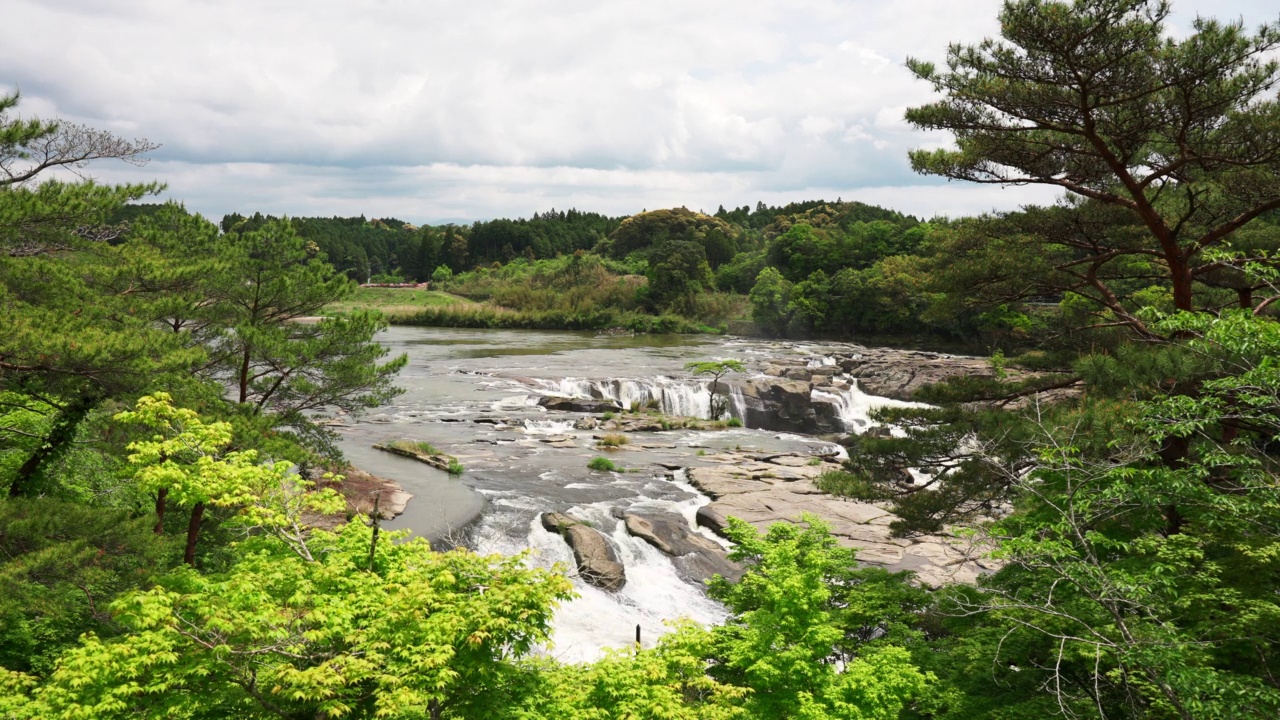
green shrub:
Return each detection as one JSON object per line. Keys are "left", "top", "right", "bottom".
{"left": 447, "top": 460, "right": 465, "bottom": 475}
{"left": 601, "top": 411, "right": 615, "bottom": 420}
{"left": 596, "top": 433, "right": 629, "bottom": 448}
{"left": 726, "top": 417, "right": 743, "bottom": 427}
{"left": 814, "top": 470, "right": 887, "bottom": 500}
{"left": 587, "top": 457, "right": 622, "bottom": 472}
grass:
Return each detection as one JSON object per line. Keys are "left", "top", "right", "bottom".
{"left": 726, "top": 417, "right": 743, "bottom": 428}
{"left": 601, "top": 411, "right": 615, "bottom": 420}
{"left": 387, "top": 439, "right": 442, "bottom": 456}
{"left": 588, "top": 457, "right": 623, "bottom": 472}
{"left": 807, "top": 457, "right": 823, "bottom": 466}
{"left": 597, "top": 433, "right": 629, "bottom": 448}
{"left": 446, "top": 460, "right": 465, "bottom": 475}
{"left": 325, "top": 287, "right": 472, "bottom": 318}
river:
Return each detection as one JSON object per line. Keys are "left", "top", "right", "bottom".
{"left": 333, "top": 326, "right": 909, "bottom": 662}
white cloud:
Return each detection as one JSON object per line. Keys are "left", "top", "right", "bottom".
{"left": 2, "top": 0, "right": 1274, "bottom": 223}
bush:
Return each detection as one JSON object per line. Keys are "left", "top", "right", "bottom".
{"left": 587, "top": 457, "right": 622, "bottom": 472}
{"left": 447, "top": 460, "right": 465, "bottom": 475}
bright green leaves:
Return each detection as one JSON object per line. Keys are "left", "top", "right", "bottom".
{"left": 115, "top": 394, "right": 345, "bottom": 560}
{"left": 8, "top": 522, "right": 574, "bottom": 720}
{"left": 748, "top": 266, "right": 793, "bottom": 335}
{"left": 706, "top": 517, "right": 932, "bottom": 720}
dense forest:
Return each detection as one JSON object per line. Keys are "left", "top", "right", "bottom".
{"left": 4, "top": 0, "right": 1280, "bottom": 718}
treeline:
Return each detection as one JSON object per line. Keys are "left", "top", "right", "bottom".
{"left": 212, "top": 208, "right": 624, "bottom": 285}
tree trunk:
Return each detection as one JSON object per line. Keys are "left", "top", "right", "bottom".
{"left": 154, "top": 487, "right": 168, "bottom": 534}
{"left": 1158, "top": 435, "right": 1190, "bottom": 536}
{"left": 1238, "top": 287, "right": 1253, "bottom": 310}
{"left": 1169, "top": 254, "right": 1194, "bottom": 313}
{"left": 184, "top": 502, "right": 205, "bottom": 566}
{"left": 238, "top": 348, "right": 252, "bottom": 404}
{"left": 9, "top": 397, "right": 96, "bottom": 497}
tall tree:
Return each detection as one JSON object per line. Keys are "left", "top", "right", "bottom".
{"left": 0, "top": 93, "right": 193, "bottom": 497}
{"left": 905, "top": 0, "right": 1280, "bottom": 337}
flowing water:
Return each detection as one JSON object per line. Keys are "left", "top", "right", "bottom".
{"left": 335, "top": 327, "right": 914, "bottom": 661}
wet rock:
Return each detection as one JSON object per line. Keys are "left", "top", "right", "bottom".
{"left": 623, "top": 511, "right": 744, "bottom": 584}
{"left": 541, "top": 512, "right": 627, "bottom": 591}
{"left": 539, "top": 397, "right": 623, "bottom": 413}
{"left": 574, "top": 416, "right": 600, "bottom": 430}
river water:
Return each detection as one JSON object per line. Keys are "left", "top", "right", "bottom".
{"left": 334, "top": 326, "right": 909, "bottom": 661}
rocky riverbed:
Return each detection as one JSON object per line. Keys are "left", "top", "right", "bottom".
{"left": 331, "top": 327, "right": 1055, "bottom": 659}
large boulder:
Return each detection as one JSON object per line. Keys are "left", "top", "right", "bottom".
{"left": 541, "top": 512, "right": 626, "bottom": 591}
{"left": 622, "top": 511, "right": 743, "bottom": 584}
{"left": 538, "top": 397, "right": 622, "bottom": 413}
{"left": 720, "top": 378, "right": 825, "bottom": 433}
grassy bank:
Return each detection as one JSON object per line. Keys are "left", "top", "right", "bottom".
{"left": 395, "top": 305, "right": 721, "bottom": 334}
{"left": 328, "top": 256, "right": 743, "bottom": 334}
{"left": 325, "top": 287, "right": 473, "bottom": 317}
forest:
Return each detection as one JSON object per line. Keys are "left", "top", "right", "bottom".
{"left": 4, "top": 0, "right": 1280, "bottom": 718}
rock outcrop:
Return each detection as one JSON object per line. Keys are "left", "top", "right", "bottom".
{"left": 717, "top": 377, "right": 844, "bottom": 435}
{"left": 541, "top": 512, "right": 627, "bottom": 591}
{"left": 539, "top": 397, "right": 622, "bottom": 413}
{"left": 621, "top": 511, "right": 743, "bottom": 584}
{"left": 686, "top": 452, "right": 997, "bottom": 588}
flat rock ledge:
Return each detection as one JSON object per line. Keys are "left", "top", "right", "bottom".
{"left": 762, "top": 346, "right": 1079, "bottom": 408}
{"left": 373, "top": 442, "right": 456, "bottom": 472}
{"left": 541, "top": 512, "right": 627, "bottom": 591}
{"left": 686, "top": 452, "right": 997, "bottom": 588}
{"left": 306, "top": 466, "right": 412, "bottom": 530}
{"left": 619, "top": 510, "right": 744, "bottom": 585}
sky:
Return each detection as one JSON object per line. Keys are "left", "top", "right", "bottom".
{"left": 3, "top": 0, "right": 1276, "bottom": 224}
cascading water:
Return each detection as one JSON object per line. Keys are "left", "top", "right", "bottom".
{"left": 812, "top": 382, "right": 930, "bottom": 434}
{"left": 526, "top": 376, "right": 716, "bottom": 419}
{"left": 468, "top": 481, "right": 730, "bottom": 663}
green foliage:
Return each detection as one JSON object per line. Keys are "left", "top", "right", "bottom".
{"left": 906, "top": 0, "right": 1280, "bottom": 332}
{"left": 587, "top": 457, "right": 622, "bottom": 472}
{"left": 686, "top": 359, "right": 747, "bottom": 420}
{"left": 748, "top": 266, "right": 794, "bottom": 335}
{"left": 4, "top": 522, "right": 574, "bottom": 719}
{"left": 0, "top": 499, "right": 176, "bottom": 677}
{"left": 447, "top": 459, "right": 465, "bottom": 475}
{"left": 604, "top": 208, "right": 742, "bottom": 268}
{"left": 432, "top": 263, "right": 454, "bottom": 283}
{"left": 642, "top": 240, "right": 714, "bottom": 315}
{"left": 705, "top": 517, "right": 933, "bottom": 719}
{"left": 595, "top": 433, "right": 628, "bottom": 448}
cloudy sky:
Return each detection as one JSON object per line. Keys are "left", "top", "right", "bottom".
{"left": 3, "top": 0, "right": 1275, "bottom": 224}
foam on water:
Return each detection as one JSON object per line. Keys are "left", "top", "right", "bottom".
{"left": 523, "top": 418, "right": 578, "bottom": 435}
{"left": 468, "top": 479, "right": 730, "bottom": 663}
{"left": 812, "top": 383, "right": 930, "bottom": 433}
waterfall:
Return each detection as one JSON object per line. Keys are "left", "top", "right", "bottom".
{"left": 523, "top": 418, "right": 578, "bottom": 435}
{"left": 726, "top": 384, "right": 747, "bottom": 424}
{"left": 524, "top": 376, "right": 714, "bottom": 419}
{"left": 812, "top": 382, "right": 929, "bottom": 434}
